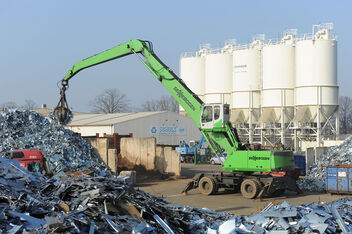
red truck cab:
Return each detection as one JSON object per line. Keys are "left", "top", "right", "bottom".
{"left": 10, "top": 149, "right": 49, "bottom": 174}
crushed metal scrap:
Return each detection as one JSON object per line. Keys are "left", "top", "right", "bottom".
{"left": 1, "top": 158, "right": 352, "bottom": 233}
{"left": 0, "top": 158, "right": 232, "bottom": 233}
{"left": 299, "top": 137, "right": 352, "bottom": 192}
{"left": 0, "top": 109, "right": 110, "bottom": 176}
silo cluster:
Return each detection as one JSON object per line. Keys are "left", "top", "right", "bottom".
{"left": 180, "top": 23, "right": 338, "bottom": 148}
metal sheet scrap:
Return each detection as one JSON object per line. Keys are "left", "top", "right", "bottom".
{"left": 1, "top": 158, "right": 352, "bottom": 233}
{"left": 0, "top": 110, "right": 110, "bottom": 176}
{"left": 0, "top": 158, "right": 234, "bottom": 233}
{"left": 299, "top": 137, "right": 352, "bottom": 192}
{"left": 2, "top": 110, "right": 352, "bottom": 233}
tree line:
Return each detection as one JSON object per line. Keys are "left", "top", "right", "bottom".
{"left": 89, "top": 89, "right": 178, "bottom": 113}
{"left": 2, "top": 91, "right": 352, "bottom": 134}
{"left": 0, "top": 89, "right": 179, "bottom": 113}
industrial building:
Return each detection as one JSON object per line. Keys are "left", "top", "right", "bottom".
{"left": 30, "top": 106, "right": 201, "bottom": 145}
{"left": 180, "top": 23, "right": 338, "bottom": 152}
{"left": 65, "top": 111, "right": 201, "bottom": 146}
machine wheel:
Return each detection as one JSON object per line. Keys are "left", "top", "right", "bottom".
{"left": 210, "top": 160, "right": 215, "bottom": 165}
{"left": 240, "top": 179, "right": 260, "bottom": 199}
{"left": 198, "top": 176, "right": 218, "bottom": 195}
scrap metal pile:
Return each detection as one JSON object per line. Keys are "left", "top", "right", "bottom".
{"left": 0, "top": 158, "right": 233, "bottom": 233}
{"left": 0, "top": 109, "right": 109, "bottom": 175}
{"left": 299, "top": 137, "right": 352, "bottom": 191}
{"left": 1, "top": 158, "right": 352, "bottom": 233}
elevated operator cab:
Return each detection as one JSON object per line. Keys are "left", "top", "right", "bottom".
{"left": 200, "top": 104, "right": 230, "bottom": 129}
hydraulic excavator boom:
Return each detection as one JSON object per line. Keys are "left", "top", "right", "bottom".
{"left": 54, "top": 39, "right": 301, "bottom": 198}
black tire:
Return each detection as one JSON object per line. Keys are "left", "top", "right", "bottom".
{"left": 210, "top": 160, "right": 215, "bottom": 165}
{"left": 199, "top": 176, "right": 218, "bottom": 195}
{"left": 240, "top": 179, "right": 260, "bottom": 199}
{"left": 212, "top": 177, "right": 219, "bottom": 194}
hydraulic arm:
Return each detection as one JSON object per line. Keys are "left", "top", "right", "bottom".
{"left": 55, "top": 40, "right": 203, "bottom": 126}
{"left": 55, "top": 39, "right": 294, "bottom": 174}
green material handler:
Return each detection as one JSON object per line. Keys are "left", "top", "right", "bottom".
{"left": 54, "top": 40, "right": 301, "bottom": 198}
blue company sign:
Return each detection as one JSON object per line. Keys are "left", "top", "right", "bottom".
{"left": 150, "top": 126, "right": 186, "bottom": 135}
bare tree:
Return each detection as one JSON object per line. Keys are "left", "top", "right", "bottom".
{"left": 141, "top": 95, "right": 178, "bottom": 112}
{"left": 141, "top": 99, "right": 159, "bottom": 111}
{"left": 89, "top": 89, "right": 129, "bottom": 113}
{"left": 0, "top": 101, "right": 18, "bottom": 111}
{"left": 21, "top": 99, "right": 38, "bottom": 110}
{"left": 339, "top": 96, "right": 352, "bottom": 134}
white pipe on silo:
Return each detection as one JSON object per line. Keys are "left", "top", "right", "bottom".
{"left": 317, "top": 107, "right": 321, "bottom": 147}
{"left": 336, "top": 107, "right": 340, "bottom": 139}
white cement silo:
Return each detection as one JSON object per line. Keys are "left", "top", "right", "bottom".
{"left": 204, "top": 46, "right": 233, "bottom": 105}
{"left": 179, "top": 45, "right": 208, "bottom": 113}
{"left": 232, "top": 39, "right": 263, "bottom": 123}
{"left": 295, "top": 23, "right": 338, "bottom": 123}
{"left": 261, "top": 32, "right": 296, "bottom": 124}
{"left": 231, "top": 37, "right": 263, "bottom": 144}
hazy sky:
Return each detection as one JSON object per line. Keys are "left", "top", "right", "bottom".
{"left": 0, "top": 1, "right": 351, "bottom": 112}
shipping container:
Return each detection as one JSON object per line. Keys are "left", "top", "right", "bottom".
{"left": 294, "top": 155, "right": 306, "bottom": 175}
{"left": 325, "top": 165, "right": 352, "bottom": 194}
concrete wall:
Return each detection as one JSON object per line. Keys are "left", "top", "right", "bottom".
{"left": 86, "top": 136, "right": 181, "bottom": 175}
{"left": 300, "top": 141, "right": 317, "bottom": 152}
{"left": 108, "top": 149, "right": 118, "bottom": 173}
{"left": 305, "top": 146, "right": 329, "bottom": 171}
{"left": 85, "top": 137, "right": 118, "bottom": 173}
{"left": 120, "top": 137, "right": 181, "bottom": 176}
{"left": 322, "top": 140, "right": 344, "bottom": 147}
{"left": 68, "top": 125, "right": 114, "bottom": 137}
{"left": 301, "top": 140, "right": 344, "bottom": 152}
{"left": 86, "top": 137, "right": 109, "bottom": 165}
{"left": 120, "top": 137, "right": 156, "bottom": 170}
{"left": 155, "top": 146, "right": 181, "bottom": 176}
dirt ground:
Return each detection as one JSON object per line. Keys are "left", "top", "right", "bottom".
{"left": 136, "top": 163, "right": 350, "bottom": 216}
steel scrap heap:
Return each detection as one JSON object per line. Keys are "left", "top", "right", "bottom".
{"left": 0, "top": 158, "right": 233, "bottom": 233}
{"left": 0, "top": 109, "right": 109, "bottom": 175}
{"left": 1, "top": 158, "right": 352, "bottom": 233}
{"left": 299, "top": 137, "right": 352, "bottom": 192}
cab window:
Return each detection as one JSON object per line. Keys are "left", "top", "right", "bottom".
{"left": 224, "top": 105, "right": 230, "bottom": 115}
{"left": 11, "top": 151, "right": 24, "bottom": 159}
{"left": 201, "top": 106, "right": 213, "bottom": 123}
{"left": 28, "top": 162, "right": 43, "bottom": 173}
{"left": 214, "top": 106, "right": 220, "bottom": 120}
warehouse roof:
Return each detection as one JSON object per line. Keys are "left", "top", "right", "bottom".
{"left": 1, "top": 108, "right": 170, "bottom": 126}
{"left": 0, "top": 108, "right": 85, "bottom": 116}
{"left": 67, "top": 111, "right": 168, "bottom": 126}
{"left": 32, "top": 108, "right": 86, "bottom": 117}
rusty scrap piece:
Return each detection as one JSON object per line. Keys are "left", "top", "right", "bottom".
{"left": 57, "top": 203, "right": 70, "bottom": 213}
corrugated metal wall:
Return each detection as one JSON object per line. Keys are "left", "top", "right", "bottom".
{"left": 114, "top": 112, "right": 201, "bottom": 145}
